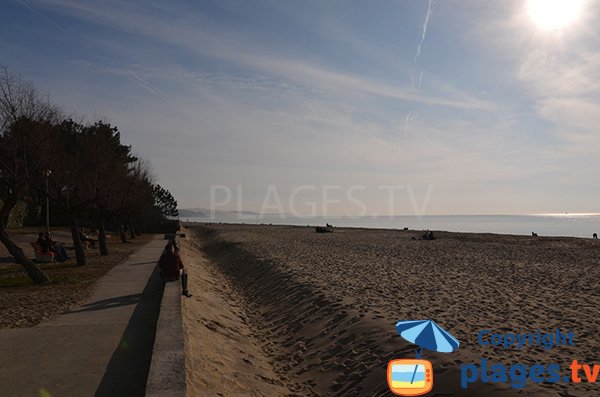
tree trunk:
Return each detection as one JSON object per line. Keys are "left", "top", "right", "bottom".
{"left": 131, "top": 219, "right": 141, "bottom": 236}
{"left": 118, "top": 222, "right": 128, "bottom": 243}
{"left": 0, "top": 224, "right": 50, "bottom": 285}
{"left": 128, "top": 219, "right": 136, "bottom": 239}
{"left": 137, "top": 219, "right": 146, "bottom": 234}
{"left": 98, "top": 219, "right": 109, "bottom": 256}
{"left": 0, "top": 197, "right": 50, "bottom": 285}
{"left": 69, "top": 217, "right": 87, "bottom": 266}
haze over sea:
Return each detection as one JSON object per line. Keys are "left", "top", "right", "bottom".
{"left": 182, "top": 213, "right": 600, "bottom": 238}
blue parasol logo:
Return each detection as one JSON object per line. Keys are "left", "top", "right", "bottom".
{"left": 395, "top": 319, "right": 460, "bottom": 357}
{"left": 388, "top": 320, "right": 460, "bottom": 396}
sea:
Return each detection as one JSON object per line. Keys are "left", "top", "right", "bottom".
{"left": 180, "top": 213, "right": 600, "bottom": 239}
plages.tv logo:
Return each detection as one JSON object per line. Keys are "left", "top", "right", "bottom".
{"left": 388, "top": 319, "right": 460, "bottom": 396}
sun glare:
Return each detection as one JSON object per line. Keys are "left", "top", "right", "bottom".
{"left": 527, "top": 0, "right": 584, "bottom": 31}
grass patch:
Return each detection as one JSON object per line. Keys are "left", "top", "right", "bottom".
{"left": 0, "top": 276, "right": 33, "bottom": 287}
{"left": 0, "top": 235, "right": 153, "bottom": 328}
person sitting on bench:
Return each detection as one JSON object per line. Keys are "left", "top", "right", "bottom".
{"left": 79, "top": 230, "right": 97, "bottom": 248}
{"left": 37, "top": 232, "right": 51, "bottom": 253}
{"left": 45, "top": 232, "right": 69, "bottom": 262}
{"left": 159, "top": 243, "right": 192, "bottom": 297}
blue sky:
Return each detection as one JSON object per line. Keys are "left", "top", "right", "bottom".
{"left": 3, "top": 0, "right": 600, "bottom": 215}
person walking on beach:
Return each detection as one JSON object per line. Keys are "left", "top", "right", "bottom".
{"left": 159, "top": 242, "right": 192, "bottom": 297}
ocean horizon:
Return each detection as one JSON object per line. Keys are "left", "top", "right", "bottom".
{"left": 180, "top": 213, "right": 600, "bottom": 238}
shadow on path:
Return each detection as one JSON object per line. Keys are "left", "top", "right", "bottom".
{"left": 128, "top": 261, "right": 158, "bottom": 267}
{"left": 95, "top": 266, "right": 164, "bottom": 397}
{"left": 66, "top": 294, "right": 142, "bottom": 313}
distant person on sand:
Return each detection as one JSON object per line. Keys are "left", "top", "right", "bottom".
{"left": 159, "top": 242, "right": 192, "bottom": 297}
{"left": 594, "top": 233, "right": 598, "bottom": 239}
{"left": 422, "top": 230, "right": 435, "bottom": 240}
{"left": 413, "top": 230, "right": 435, "bottom": 240}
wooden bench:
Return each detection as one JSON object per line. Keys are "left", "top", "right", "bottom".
{"left": 91, "top": 234, "right": 111, "bottom": 242}
{"left": 30, "top": 242, "right": 55, "bottom": 263}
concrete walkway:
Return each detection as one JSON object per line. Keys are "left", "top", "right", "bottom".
{"left": 0, "top": 236, "right": 167, "bottom": 397}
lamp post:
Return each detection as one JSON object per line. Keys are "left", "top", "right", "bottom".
{"left": 45, "top": 170, "right": 51, "bottom": 234}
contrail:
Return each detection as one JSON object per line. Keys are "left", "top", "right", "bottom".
{"left": 394, "top": 111, "right": 414, "bottom": 147}
{"left": 16, "top": 0, "right": 91, "bottom": 48}
{"left": 399, "top": 0, "right": 434, "bottom": 148}
{"left": 17, "top": 0, "right": 166, "bottom": 100}
{"left": 411, "top": 0, "right": 433, "bottom": 88}
{"left": 403, "top": 111, "right": 414, "bottom": 136}
{"left": 129, "top": 72, "right": 164, "bottom": 97}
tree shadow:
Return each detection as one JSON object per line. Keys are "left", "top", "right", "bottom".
{"left": 127, "top": 261, "right": 157, "bottom": 267}
{"left": 66, "top": 294, "right": 142, "bottom": 313}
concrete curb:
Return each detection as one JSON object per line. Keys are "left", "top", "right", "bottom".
{"left": 145, "top": 274, "right": 186, "bottom": 396}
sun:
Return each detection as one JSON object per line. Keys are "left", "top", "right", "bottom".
{"left": 527, "top": 0, "right": 584, "bottom": 31}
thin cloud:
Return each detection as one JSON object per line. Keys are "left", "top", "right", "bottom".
{"left": 16, "top": 0, "right": 92, "bottom": 48}
{"left": 31, "top": 0, "right": 498, "bottom": 111}
{"left": 13, "top": 0, "right": 599, "bottom": 214}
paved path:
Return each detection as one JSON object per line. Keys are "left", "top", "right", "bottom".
{"left": 0, "top": 236, "right": 167, "bottom": 397}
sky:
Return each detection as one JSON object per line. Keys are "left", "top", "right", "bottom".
{"left": 2, "top": 0, "right": 600, "bottom": 216}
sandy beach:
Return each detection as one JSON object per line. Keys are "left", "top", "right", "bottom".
{"left": 181, "top": 224, "right": 600, "bottom": 396}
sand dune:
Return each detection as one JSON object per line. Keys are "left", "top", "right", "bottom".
{"left": 181, "top": 224, "right": 600, "bottom": 396}
{"left": 180, "top": 239, "right": 290, "bottom": 396}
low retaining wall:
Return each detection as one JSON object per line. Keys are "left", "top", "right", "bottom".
{"left": 145, "top": 275, "right": 186, "bottom": 396}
